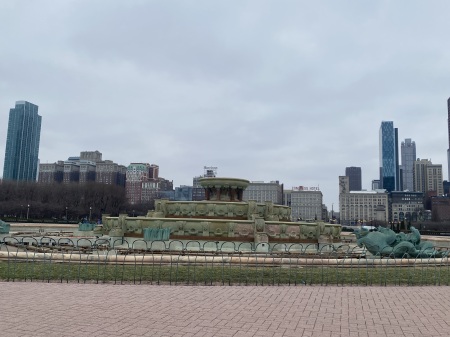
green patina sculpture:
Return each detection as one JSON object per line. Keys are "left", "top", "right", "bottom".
{"left": 0, "top": 219, "right": 10, "bottom": 234}
{"left": 354, "top": 226, "right": 448, "bottom": 258}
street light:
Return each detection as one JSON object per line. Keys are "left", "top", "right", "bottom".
{"left": 65, "top": 207, "right": 68, "bottom": 222}
{"left": 27, "top": 204, "right": 30, "bottom": 220}
{"left": 89, "top": 207, "right": 92, "bottom": 222}
{"left": 20, "top": 205, "right": 23, "bottom": 219}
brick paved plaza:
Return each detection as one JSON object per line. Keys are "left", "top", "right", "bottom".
{"left": 0, "top": 283, "right": 449, "bottom": 337}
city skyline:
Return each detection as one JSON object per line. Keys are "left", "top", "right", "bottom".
{"left": 1, "top": 1, "right": 449, "bottom": 209}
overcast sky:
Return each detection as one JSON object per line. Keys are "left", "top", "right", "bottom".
{"left": 1, "top": 1, "right": 450, "bottom": 210}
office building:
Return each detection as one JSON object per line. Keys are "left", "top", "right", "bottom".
{"left": 339, "top": 176, "right": 350, "bottom": 195}
{"left": 38, "top": 161, "right": 64, "bottom": 183}
{"left": 432, "top": 196, "right": 450, "bottom": 221}
{"left": 345, "top": 167, "right": 362, "bottom": 191}
{"left": 444, "top": 180, "right": 450, "bottom": 196}
{"left": 390, "top": 191, "right": 424, "bottom": 222}
{"left": 400, "top": 138, "right": 416, "bottom": 191}
{"left": 414, "top": 159, "right": 443, "bottom": 196}
{"left": 126, "top": 163, "right": 152, "bottom": 204}
{"left": 287, "top": 188, "right": 323, "bottom": 221}
{"left": 427, "top": 163, "right": 444, "bottom": 196}
{"left": 339, "top": 191, "right": 389, "bottom": 226}
{"left": 63, "top": 158, "right": 80, "bottom": 183}
{"left": 175, "top": 185, "right": 193, "bottom": 201}
{"left": 379, "top": 121, "right": 399, "bottom": 192}
{"left": 243, "top": 181, "right": 283, "bottom": 205}
{"left": 3, "top": 101, "right": 42, "bottom": 181}
{"left": 339, "top": 176, "right": 389, "bottom": 224}
{"left": 148, "top": 164, "right": 159, "bottom": 179}
{"left": 79, "top": 160, "right": 96, "bottom": 183}
{"left": 413, "top": 159, "right": 429, "bottom": 194}
{"left": 126, "top": 163, "right": 172, "bottom": 204}
{"left": 80, "top": 150, "right": 102, "bottom": 163}
{"left": 192, "top": 166, "right": 217, "bottom": 201}
{"left": 95, "top": 160, "right": 126, "bottom": 186}
{"left": 372, "top": 180, "right": 381, "bottom": 190}
{"left": 447, "top": 98, "right": 450, "bottom": 181}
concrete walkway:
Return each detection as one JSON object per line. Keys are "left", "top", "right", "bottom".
{"left": 0, "top": 283, "right": 449, "bottom": 337}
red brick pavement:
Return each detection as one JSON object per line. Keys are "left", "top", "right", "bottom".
{"left": 0, "top": 283, "right": 449, "bottom": 337}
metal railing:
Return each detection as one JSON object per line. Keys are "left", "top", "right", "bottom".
{"left": 0, "top": 237, "right": 449, "bottom": 286}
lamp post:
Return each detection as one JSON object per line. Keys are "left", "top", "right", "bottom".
{"left": 65, "top": 207, "right": 68, "bottom": 222}
{"left": 27, "top": 204, "right": 30, "bottom": 220}
{"left": 20, "top": 205, "right": 23, "bottom": 219}
{"left": 89, "top": 207, "right": 92, "bottom": 222}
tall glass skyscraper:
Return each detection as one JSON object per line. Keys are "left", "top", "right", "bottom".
{"left": 447, "top": 98, "right": 450, "bottom": 181}
{"left": 3, "top": 101, "right": 42, "bottom": 181}
{"left": 379, "top": 121, "right": 397, "bottom": 192}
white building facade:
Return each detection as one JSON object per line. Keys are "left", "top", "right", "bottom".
{"left": 243, "top": 181, "right": 283, "bottom": 205}
{"left": 284, "top": 188, "right": 323, "bottom": 221}
{"left": 339, "top": 190, "right": 389, "bottom": 226}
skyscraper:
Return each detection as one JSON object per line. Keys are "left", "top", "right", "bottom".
{"left": 401, "top": 138, "right": 416, "bottom": 191}
{"left": 345, "top": 166, "right": 362, "bottom": 191}
{"left": 379, "top": 121, "right": 397, "bottom": 192}
{"left": 3, "top": 101, "right": 42, "bottom": 181}
{"left": 447, "top": 98, "right": 450, "bottom": 181}
{"left": 414, "top": 159, "right": 443, "bottom": 196}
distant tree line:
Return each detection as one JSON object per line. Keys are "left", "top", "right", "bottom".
{"left": 0, "top": 181, "right": 150, "bottom": 221}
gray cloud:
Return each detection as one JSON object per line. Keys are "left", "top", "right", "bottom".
{"left": 1, "top": 0, "right": 450, "bottom": 209}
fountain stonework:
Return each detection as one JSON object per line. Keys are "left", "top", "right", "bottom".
{"left": 100, "top": 177, "right": 341, "bottom": 251}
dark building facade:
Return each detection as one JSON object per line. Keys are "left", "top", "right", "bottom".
{"left": 38, "top": 161, "right": 64, "bottom": 183}
{"left": 95, "top": 160, "right": 126, "bottom": 187}
{"left": 345, "top": 167, "right": 362, "bottom": 191}
{"left": 431, "top": 196, "right": 450, "bottom": 222}
{"left": 3, "top": 101, "right": 42, "bottom": 181}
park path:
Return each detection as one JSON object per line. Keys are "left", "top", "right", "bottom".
{"left": 0, "top": 283, "right": 449, "bottom": 337}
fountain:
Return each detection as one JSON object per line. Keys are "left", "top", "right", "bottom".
{"left": 100, "top": 177, "right": 341, "bottom": 251}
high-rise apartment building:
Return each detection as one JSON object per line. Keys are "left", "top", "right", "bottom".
{"left": 379, "top": 121, "right": 398, "bottom": 192}
{"left": 401, "top": 138, "right": 416, "bottom": 191}
{"left": 345, "top": 167, "right": 362, "bottom": 191}
{"left": 3, "top": 101, "right": 42, "bottom": 181}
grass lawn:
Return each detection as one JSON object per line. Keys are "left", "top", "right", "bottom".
{"left": 1, "top": 259, "right": 449, "bottom": 286}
